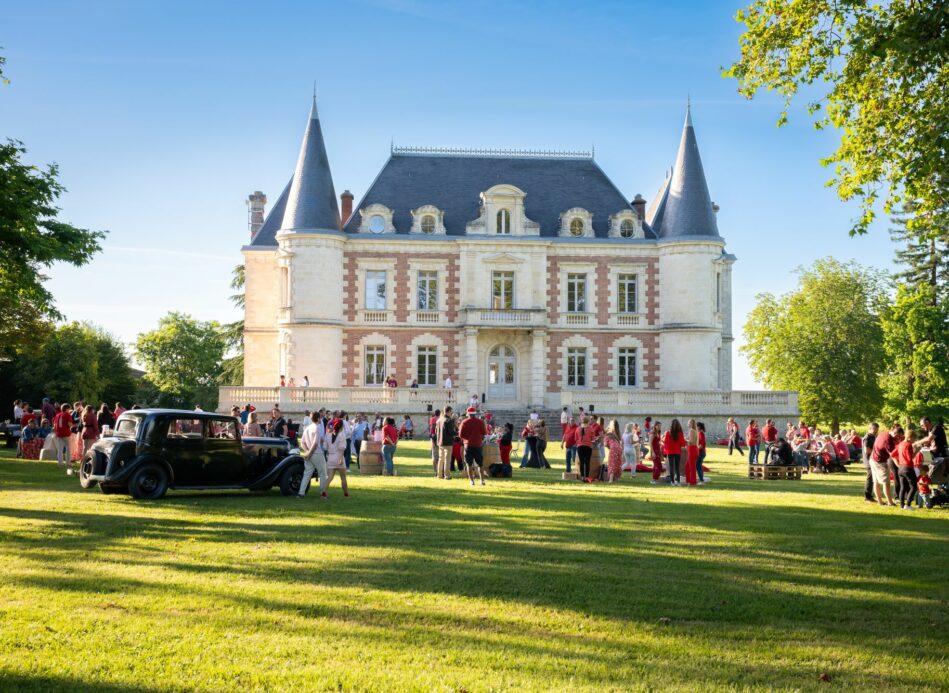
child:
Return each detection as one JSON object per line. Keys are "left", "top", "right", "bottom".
{"left": 917, "top": 464, "right": 932, "bottom": 508}
{"left": 451, "top": 434, "right": 464, "bottom": 472}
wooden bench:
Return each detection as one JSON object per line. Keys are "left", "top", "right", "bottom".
{"left": 748, "top": 463, "right": 801, "bottom": 480}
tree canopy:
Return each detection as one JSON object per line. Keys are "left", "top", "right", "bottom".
{"left": 12, "top": 323, "right": 137, "bottom": 406}
{"left": 0, "top": 140, "right": 106, "bottom": 353}
{"left": 219, "top": 263, "right": 245, "bottom": 386}
{"left": 725, "top": 1, "right": 949, "bottom": 236}
{"left": 741, "top": 258, "right": 886, "bottom": 430}
{"left": 135, "top": 312, "right": 225, "bottom": 409}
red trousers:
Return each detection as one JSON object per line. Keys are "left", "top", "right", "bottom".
{"left": 685, "top": 445, "right": 699, "bottom": 485}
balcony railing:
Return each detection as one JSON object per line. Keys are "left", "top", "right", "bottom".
{"left": 219, "top": 386, "right": 799, "bottom": 418}
{"left": 462, "top": 307, "right": 547, "bottom": 327}
{"left": 562, "top": 312, "right": 591, "bottom": 326}
{"left": 357, "top": 309, "right": 392, "bottom": 323}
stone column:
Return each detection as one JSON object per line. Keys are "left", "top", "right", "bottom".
{"left": 464, "top": 327, "right": 479, "bottom": 399}
{"left": 530, "top": 329, "right": 547, "bottom": 406}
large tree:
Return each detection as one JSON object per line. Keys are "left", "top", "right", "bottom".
{"left": 219, "top": 263, "right": 245, "bottom": 386}
{"left": 880, "top": 283, "right": 949, "bottom": 423}
{"left": 725, "top": 1, "right": 949, "bottom": 236}
{"left": 135, "top": 312, "right": 226, "bottom": 409}
{"left": 13, "top": 323, "right": 136, "bottom": 406}
{"left": 889, "top": 203, "right": 949, "bottom": 294}
{"left": 741, "top": 258, "right": 886, "bottom": 431}
{"left": 0, "top": 141, "right": 106, "bottom": 353}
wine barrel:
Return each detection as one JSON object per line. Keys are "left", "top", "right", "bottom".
{"left": 481, "top": 443, "right": 500, "bottom": 469}
{"left": 360, "top": 441, "right": 384, "bottom": 475}
{"left": 589, "top": 446, "right": 602, "bottom": 479}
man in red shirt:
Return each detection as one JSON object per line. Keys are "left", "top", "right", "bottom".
{"left": 745, "top": 419, "right": 761, "bottom": 464}
{"left": 52, "top": 404, "right": 73, "bottom": 468}
{"left": 870, "top": 424, "right": 901, "bottom": 506}
{"left": 761, "top": 418, "right": 778, "bottom": 463}
{"left": 561, "top": 416, "right": 578, "bottom": 474}
{"left": 458, "top": 407, "right": 488, "bottom": 486}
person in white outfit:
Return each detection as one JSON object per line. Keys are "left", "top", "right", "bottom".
{"left": 622, "top": 423, "right": 638, "bottom": 477}
{"left": 298, "top": 412, "right": 327, "bottom": 498}
{"left": 323, "top": 419, "right": 349, "bottom": 497}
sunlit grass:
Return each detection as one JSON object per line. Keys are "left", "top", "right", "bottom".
{"left": 0, "top": 441, "right": 946, "bottom": 691}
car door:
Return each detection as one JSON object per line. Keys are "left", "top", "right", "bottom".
{"left": 203, "top": 418, "right": 245, "bottom": 485}
{"left": 161, "top": 417, "right": 207, "bottom": 486}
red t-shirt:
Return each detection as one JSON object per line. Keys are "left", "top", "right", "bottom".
{"left": 575, "top": 425, "right": 596, "bottom": 448}
{"left": 871, "top": 431, "right": 896, "bottom": 463}
{"left": 20, "top": 412, "right": 35, "bottom": 427}
{"left": 918, "top": 474, "right": 931, "bottom": 494}
{"left": 662, "top": 430, "right": 686, "bottom": 455}
{"left": 834, "top": 440, "right": 850, "bottom": 461}
{"left": 562, "top": 423, "right": 577, "bottom": 446}
{"left": 894, "top": 440, "right": 915, "bottom": 468}
{"left": 429, "top": 415, "right": 438, "bottom": 437}
{"left": 53, "top": 412, "right": 72, "bottom": 438}
{"left": 382, "top": 424, "right": 398, "bottom": 446}
{"left": 800, "top": 425, "right": 811, "bottom": 440}
{"left": 762, "top": 424, "right": 778, "bottom": 443}
{"left": 458, "top": 417, "right": 487, "bottom": 448}
{"left": 590, "top": 422, "right": 603, "bottom": 439}
{"left": 745, "top": 426, "right": 760, "bottom": 445}
{"left": 698, "top": 430, "right": 706, "bottom": 452}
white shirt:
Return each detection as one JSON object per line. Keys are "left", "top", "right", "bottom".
{"left": 560, "top": 411, "right": 569, "bottom": 425}
{"left": 300, "top": 421, "right": 325, "bottom": 460}
{"left": 302, "top": 377, "right": 309, "bottom": 387}
{"left": 14, "top": 405, "right": 23, "bottom": 421}
{"left": 444, "top": 377, "right": 453, "bottom": 389}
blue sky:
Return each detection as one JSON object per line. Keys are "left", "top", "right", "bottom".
{"left": 1, "top": 0, "right": 897, "bottom": 388}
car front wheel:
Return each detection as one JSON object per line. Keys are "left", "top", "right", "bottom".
{"left": 78, "top": 453, "right": 97, "bottom": 489}
{"left": 128, "top": 463, "right": 169, "bottom": 500}
{"left": 279, "top": 463, "right": 304, "bottom": 496}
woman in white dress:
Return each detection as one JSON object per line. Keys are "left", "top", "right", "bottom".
{"left": 622, "top": 423, "right": 639, "bottom": 476}
{"left": 323, "top": 419, "right": 349, "bottom": 497}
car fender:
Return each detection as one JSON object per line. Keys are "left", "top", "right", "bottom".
{"left": 108, "top": 454, "right": 175, "bottom": 486}
{"left": 248, "top": 453, "right": 304, "bottom": 490}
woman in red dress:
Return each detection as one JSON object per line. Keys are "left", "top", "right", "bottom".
{"left": 684, "top": 419, "right": 699, "bottom": 486}
{"left": 604, "top": 420, "right": 624, "bottom": 482}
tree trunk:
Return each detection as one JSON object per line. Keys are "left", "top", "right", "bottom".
{"left": 831, "top": 419, "right": 840, "bottom": 435}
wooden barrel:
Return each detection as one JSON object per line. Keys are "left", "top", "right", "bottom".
{"left": 481, "top": 443, "right": 500, "bottom": 469}
{"left": 360, "top": 441, "right": 384, "bottom": 475}
{"left": 589, "top": 446, "right": 602, "bottom": 479}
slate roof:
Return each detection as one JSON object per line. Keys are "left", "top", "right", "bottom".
{"left": 649, "top": 106, "right": 720, "bottom": 239}
{"left": 278, "top": 97, "right": 340, "bottom": 234}
{"left": 341, "top": 152, "right": 656, "bottom": 238}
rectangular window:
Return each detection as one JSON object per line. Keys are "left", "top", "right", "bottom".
{"left": 417, "top": 271, "right": 438, "bottom": 311}
{"left": 618, "top": 273, "right": 638, "bottom": 313}
{"left": 618, "top": 347, "right": 637, "bottom": 387}
{"left": 365, "top": 271, "right": 387, "bottom": 310}
{"left": 492, "top": 271, "right": 514, "bottom": 309}
{"left": 364, "top": 345, "right": 386, "bottom": 385}
{"left": 416, "top": 346, "right": 437, "bottom": 386}
{"left": 566, "top": 273, "right": 587, "bottom": 313}
{"left": 566, "top": 347, "right": 587, "bottom": 387}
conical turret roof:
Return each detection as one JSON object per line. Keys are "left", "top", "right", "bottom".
{"left": 279, "top": 95, "right": 340, "bottom": 233}
{"left": 650, "top": 105, "right": 719, "bottom": 239}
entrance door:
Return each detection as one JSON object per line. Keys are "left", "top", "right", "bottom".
{"left": 487, "top": 345, "right": 516, "bottom": 400}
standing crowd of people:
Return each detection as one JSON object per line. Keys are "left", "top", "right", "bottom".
{"left": 11, "top": 398, "right": 128, "bottom": 468}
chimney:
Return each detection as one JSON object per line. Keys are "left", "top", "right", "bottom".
{"left": 631, "top": 193, "right": 646, "bottom": 220}
{"left": 340, "top": 190, "right": 354, "bottom": 226}
{"left": 247, "top": 190, "right": 267, "bottom": 238}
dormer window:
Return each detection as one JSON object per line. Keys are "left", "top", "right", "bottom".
{"left": 358, "top": 204, "right": 396, "bottom": 234}
{"left": 421, "top": 215, "right": 436, "bottom": 234}
{"left": 559, "top": 208, "right": 593, "bottom": 237}
{"left": 409, "top": 205, "right": 446, "bottom": 235}
{"left": 497, "top": 209, "right": 511, "bottom": 234}
{"left": 609, "top": 210, "right": 643, "bottom": 239}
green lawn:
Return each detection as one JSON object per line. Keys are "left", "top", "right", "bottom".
{"left": 0, "top": 441, "right": 946, "bottom": 692}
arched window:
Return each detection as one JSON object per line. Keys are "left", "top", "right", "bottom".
{"left": 620, "top": 219, "right": 635, "bottom": 238}
{"left": 570, "top": 218, "right": 585, "bottom": 236}
{"left": 496, "top": 209, "right": 511, "bottom": 234}
{"left": 421, "top": 215, "right": 436, "bottom": 234}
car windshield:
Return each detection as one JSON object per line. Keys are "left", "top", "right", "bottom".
{"left": 114, "top": 414, "right": 143, "bottom": 438}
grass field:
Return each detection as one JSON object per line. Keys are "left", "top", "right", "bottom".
{"left": 0, "top": 440, "right": 946, "bottom": 692}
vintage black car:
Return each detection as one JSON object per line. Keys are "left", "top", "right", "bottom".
{"left": 79, "top": 409, "right": 305, "bottom": 499}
